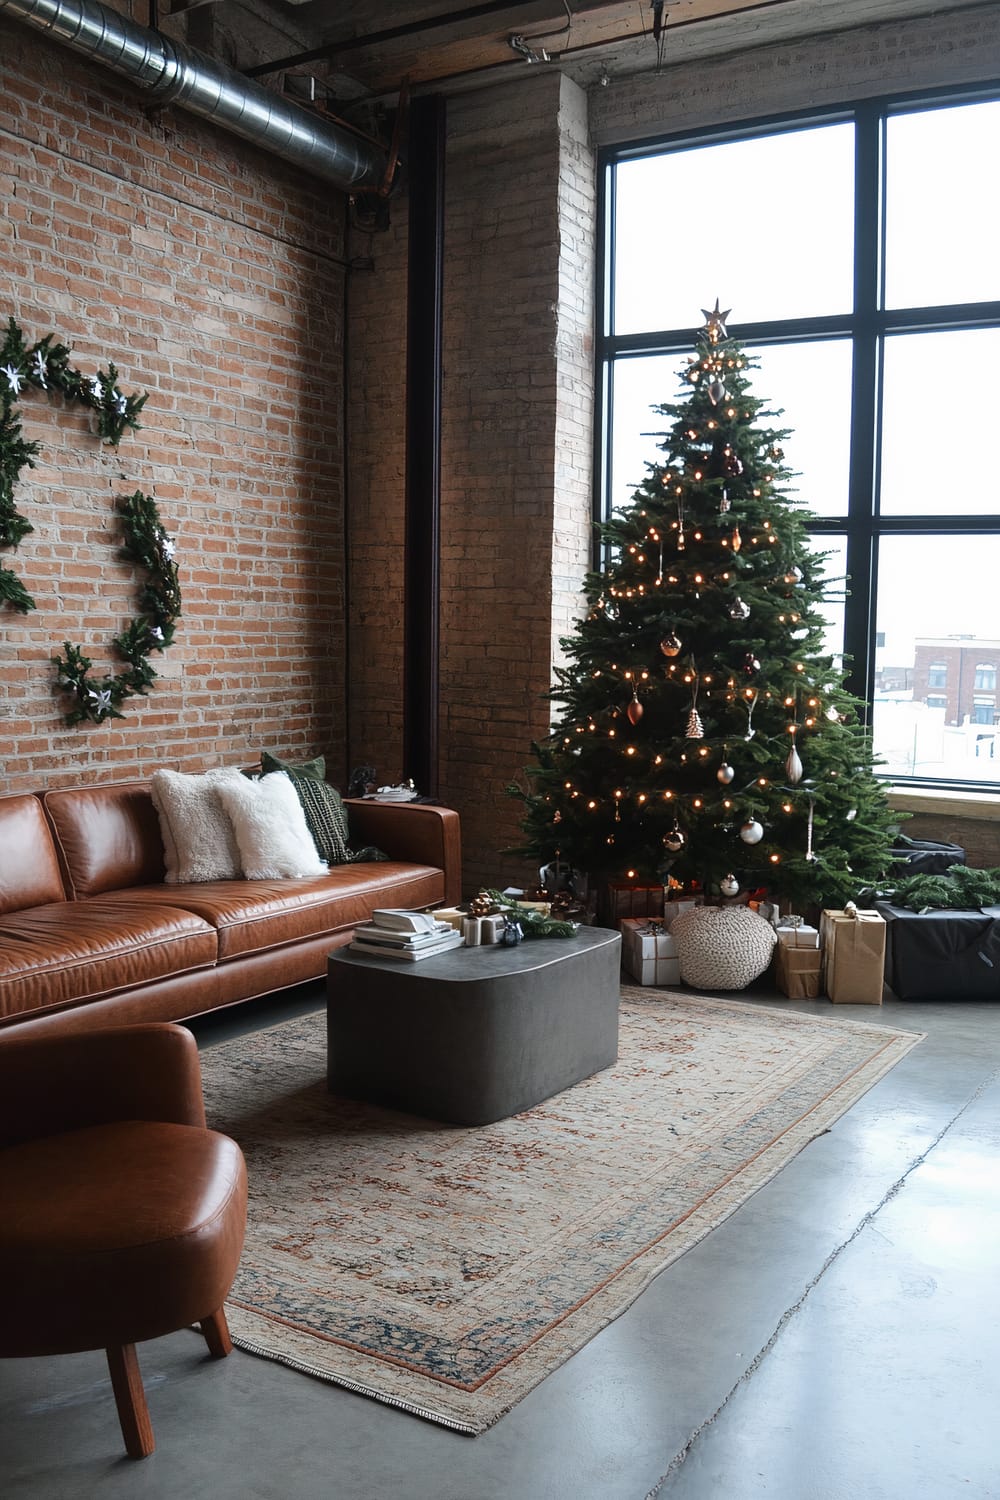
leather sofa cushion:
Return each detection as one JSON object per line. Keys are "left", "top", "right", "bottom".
{"left": 42, "top": 784, "right": 166, "bottom": 898}
{"left": 104, "top": 862, "right": 447, "bottom": 960}
{"left": 0, "top": 901, "right": 217, "bottom": 1021}
{"left": 0, "top": 796, "right": 67, "bottom": 914}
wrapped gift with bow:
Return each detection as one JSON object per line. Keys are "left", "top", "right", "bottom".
{"left": 775, "top": 914, "right": 820, "bottom": 948}
{"left": 773, "top": 916, "right": 823, "bottom": 999}
{"left": 820, "top": 903, "right": 887, "bottom": 1005}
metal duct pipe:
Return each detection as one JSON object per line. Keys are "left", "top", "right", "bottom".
{"left": 0, "top": 0, "right": 386, "bottom": 190}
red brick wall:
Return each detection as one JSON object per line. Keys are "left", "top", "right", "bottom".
{"left": 346, "top": 74, "right": 595, "bottom": 894}
{"left": 0, "top": 20, "right": 347, "bottom": 789}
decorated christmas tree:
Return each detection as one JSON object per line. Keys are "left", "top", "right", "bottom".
{"left": 511, "top": 303, "right": 897, "bottom": 908}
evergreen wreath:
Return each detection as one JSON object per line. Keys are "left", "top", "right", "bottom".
{"left": 52, "top": 489, "right": 181, "bottom": 725}
{"left": 1, "top": 316, "right": 180, "bottom": 725}
{"left": 1, "top": 315, "right": 148, "bottom": 613}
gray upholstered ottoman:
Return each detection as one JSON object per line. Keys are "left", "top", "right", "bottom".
{"left": 327, "top": 926, "right": 621, "bottom": 1125}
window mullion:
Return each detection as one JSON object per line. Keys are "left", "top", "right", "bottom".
{"left": 842, "top": 101, "right": 882, "bottom": 713}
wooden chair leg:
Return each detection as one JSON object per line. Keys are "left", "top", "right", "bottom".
{"left": 200, "top": 1306, "right": 233, "bottom": 1359}
{"left": 106, "top": 1343, "right": 155, "bottom": 1459}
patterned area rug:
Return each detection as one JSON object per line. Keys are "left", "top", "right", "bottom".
{"left": 200, "top": 989, "right": 923, "bottom": 1433}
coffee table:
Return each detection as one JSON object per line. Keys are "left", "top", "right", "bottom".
{"left": 327, "top": 926, "right": 622, "bottom": 1125}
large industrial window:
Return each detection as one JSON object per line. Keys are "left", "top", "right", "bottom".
{"left": 597, "top": 87, "right": 1000, "bottom": 789}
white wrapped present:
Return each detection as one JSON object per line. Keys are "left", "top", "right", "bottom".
{"left": 659, "top": 898, "right": 702, "bottom": 932}
{"left": 620, "top": 918, "right": 681, "bottom": 986}
{"left": 776, "top": 916, "right": 820, "bottom": 949}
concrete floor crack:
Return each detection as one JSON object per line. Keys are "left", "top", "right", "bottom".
{"left": 644, "top": 1062, "right": 1000, "bottom": 1499}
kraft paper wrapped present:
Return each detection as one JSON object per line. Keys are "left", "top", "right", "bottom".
{"left": 620, "top": 918, "right": 681, "bottom": 986}
{"left": 774, "top": 942, "right": 823, "bottom": 999}
{"left": 821, "top": 905, "right": 886, "bottom": 1005}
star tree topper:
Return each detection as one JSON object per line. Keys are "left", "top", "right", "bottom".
{"left": 701, "top": 298, "right": 731, "bottom": 343}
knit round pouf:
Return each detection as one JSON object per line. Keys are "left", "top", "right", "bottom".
{"left": 671, "top": 905, "right": 777, "bottom": 990}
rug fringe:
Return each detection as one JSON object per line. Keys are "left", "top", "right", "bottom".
{"left": 226, "top": 1332, "right": 486, "bottom": 1434}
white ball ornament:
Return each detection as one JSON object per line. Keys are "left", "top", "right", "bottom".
{"left": 717, "top": 762, "right": 735, "bottom": 785}
{"left": 720, "top": 873, "right": 740, "bottom": 897}
{"left": 739, "top": 819, "right": 764, "bottom": 844}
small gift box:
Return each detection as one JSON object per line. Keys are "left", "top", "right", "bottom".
{"left": 659, "top": 897, "right": 702, "bottom": 932}
{"left": 434, "top": 907, "right": 467, "bottom": 932}
{"left": 774, "top": 943, "right": 823, "bottom": 999}
{"left": 601, "top": 883, "right": 665, "bottom": 923}
{"left": 620, "top": 918, "right": 680, "bottom": 986}
{"left": 820, "top": 904, "right": 886, "bottom": 1005}
{"left": 776, "top": 916, "right": 820, "bottom": 949}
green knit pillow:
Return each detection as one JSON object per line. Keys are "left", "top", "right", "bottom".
{"left": 260, "top": 752, "right": 350, "bottom": 864}
{"left": 260, "top": 752, "right": 386, "bottom": 866}
{"left": 261, "top": 749, "right": 325, "bottom": 781}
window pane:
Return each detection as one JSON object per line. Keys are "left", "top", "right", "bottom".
{"left": 885, "top": 100, "right": 1000, "bottom": 310}
{"left": 805, "top": 533, "right": 847, "bottom": 661}
{"left": 873, "top": 536, "right": 1000, "bottom": 784}
{"left": 880, "top": 331, "right": 1000, "bottom": 515}
{"left": 608, "top": 354, "right": 675, "bottom": 517}
{"left": 749, "top": 342, "right": 852, "bottom": 519}
{"left": 608, "top": 343, "right": 851, "bottom": 522}
{"left": 613, "top": 125, "right": 854, "bottom": 335}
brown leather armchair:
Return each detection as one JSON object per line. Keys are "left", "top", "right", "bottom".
{"left": 0, "top": 1022, "right": 247, "bottom": 1458}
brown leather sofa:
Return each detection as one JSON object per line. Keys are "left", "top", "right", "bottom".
{"left": 0, "top": 782, "right": 461, "bottom": 1039}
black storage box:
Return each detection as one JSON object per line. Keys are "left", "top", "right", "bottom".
{"left": 890, "top": 835, "right": 966, "bottom": 876}
{"left": 876, "top": 900, "right": 1000, "bottom": 1000}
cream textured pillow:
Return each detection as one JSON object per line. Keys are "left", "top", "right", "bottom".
{"left": 215, "top": 772, "right": 329, "bottom": 880}
{"left": 150, "top": 768, "right": 245, "bottom": 883}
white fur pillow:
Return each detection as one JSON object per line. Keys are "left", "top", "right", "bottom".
{"left": 150, "top": 767, "right": 245, "bottom": 883}
{"left": 215, "top": 772, "right": 329, "bottom": 880}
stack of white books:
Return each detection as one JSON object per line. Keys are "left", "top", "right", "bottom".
{"left": 348, "top": 908, "right": 464, "bottom": 962}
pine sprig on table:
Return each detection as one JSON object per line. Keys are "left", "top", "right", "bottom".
{"left": 483, "top": 890, "right": 577, "bottom": 939}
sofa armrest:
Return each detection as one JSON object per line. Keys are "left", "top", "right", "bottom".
{"left": 344, "top": 800, "right": 461, "bottom": 907}
{"left": 0, "top": 1022, "right": 207, "bottom": 1148}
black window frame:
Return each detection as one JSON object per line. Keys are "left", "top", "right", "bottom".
{"left": 594, "top": 81, "right": 1000, "bottom": 793}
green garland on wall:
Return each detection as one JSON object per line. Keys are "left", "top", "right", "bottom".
{"left": 1, "top": 316, "right": 148, "bottom": 612}
{"left": 53, "top": 490, "right": 181, "bottom": 725}
{"left": 1, "top": 316, "right": 181, "bottom": 725}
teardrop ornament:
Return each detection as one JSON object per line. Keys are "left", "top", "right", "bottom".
{"left": 785, "top": 744, "right": 804, "bottom": 784}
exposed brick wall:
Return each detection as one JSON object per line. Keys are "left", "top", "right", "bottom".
{"left": 897, "top": 813, "right": 1000, "bottom": 870}
{"left": 347, "top": 74, "right": 595, "bottom": 893}
{"left": 590, "top": 3, "right": 1000, "bottom": 144}
{"left": 0, "top": 20, "right": 348, "bottom": 790}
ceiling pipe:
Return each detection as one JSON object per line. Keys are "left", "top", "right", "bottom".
{"left": 0, "top": 0, "right": 387, "bottom": 190}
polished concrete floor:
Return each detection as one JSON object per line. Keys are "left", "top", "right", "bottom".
{"left": 2, "top": 981, "right": 999, "bottom": 1500}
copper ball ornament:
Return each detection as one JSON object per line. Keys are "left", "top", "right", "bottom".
{"left": 660, "top": 632, "right": 683, "bottom": 658}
